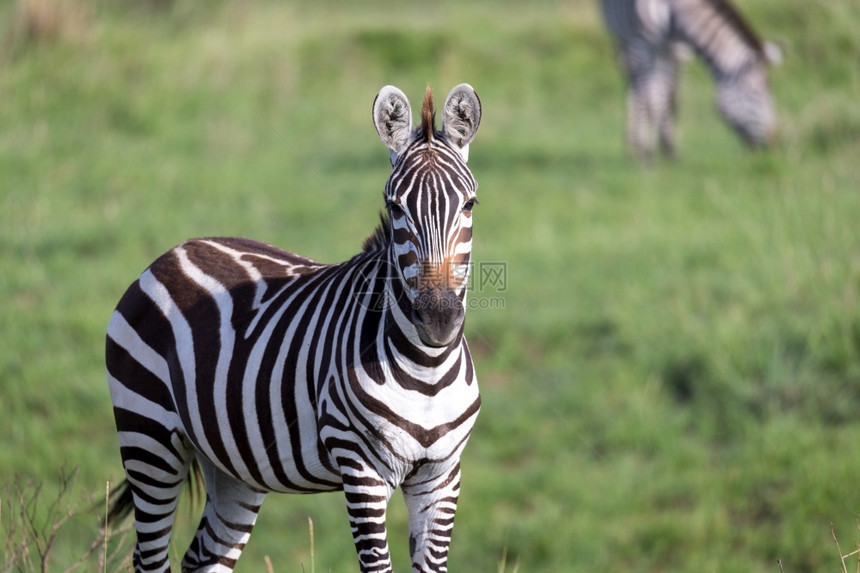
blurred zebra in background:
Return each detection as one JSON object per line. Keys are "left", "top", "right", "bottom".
{"left": 601, "top": 0, "right": 781, "bottom": 160}
{"left": 106, "top": 84, "right": 483, "bottom": 572}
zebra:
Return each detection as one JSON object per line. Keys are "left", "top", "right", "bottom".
{"left": 105, "top": 83, "right": 483, "bottom": 573}
{"left": 600, "top": 0, "right": 781, "bottom": 160}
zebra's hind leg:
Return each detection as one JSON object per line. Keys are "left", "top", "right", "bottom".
{"left": 181, "top": 459, "right": 267, "bottom": 572}
{"left": 109, "top": 374, "right": 195, "bottom": 569}
{"left": 119, "top": 436, "right": 193, "bottom": 572}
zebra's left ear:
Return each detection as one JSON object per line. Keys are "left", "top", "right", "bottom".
{"left": 442, "top": 84, "right": 481, "bottom": 162}
{"left": 373, "top": 85, "right": 413, "bottom": 165}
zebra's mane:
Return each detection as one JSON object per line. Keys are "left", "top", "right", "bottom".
{"left": 420, "top": 86, "right": 436, "bottom": 143}
{"left": 703, "top": 0, "right": 766, "bottom": 54}
{"left": 362, "top": 211, "right": 391, "bottom": 253}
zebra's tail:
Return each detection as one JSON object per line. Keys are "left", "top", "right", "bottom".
{"left": 106, "top": 457, "right": 205, "bottom": 527}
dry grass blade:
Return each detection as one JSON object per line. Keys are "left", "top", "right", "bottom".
{"left": 833, "top": 523, "right": 849, "bottom": 573}
{"left": 1, "top": 470, "right": 135, "bottom": 573}
{"left": 832, "top": 522, "right": 860, "bottom": 573}
{"left": 308, "top": 516, "right": 315, "bottom": 573}
{"left": 498, "top": 545, "right": 519, "bottom": 573}
{"left": 103, "top": 481, "right": 110, "bottom": 572}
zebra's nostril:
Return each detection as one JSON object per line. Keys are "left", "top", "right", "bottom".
{"left": 410, "top": 289, "right": 465, "bottom": 347}
{"left": 410, "top": 307, "right": 425, "bottom": 326}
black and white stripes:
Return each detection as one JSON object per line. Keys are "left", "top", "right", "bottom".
{"left": 601, "top": 0, "right": 780, "bottom": 159}
{"left": 107, "top": 84, "right": 482, "bottom": 573}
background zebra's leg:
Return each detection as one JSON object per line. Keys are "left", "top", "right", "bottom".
{"left": 181, "top": 459, "right": 267, "bottom": 572}
{"left": 624, "top": 47, "right": 659, "bottom": 162}
{"left": 627, "top": 85, "right": 652, "bottom": 161}
{"left": 402, "top": 463, "right": 462, "bottom": 573}
{"left": 657, "top": 54, "right": 680, "bottom": 158}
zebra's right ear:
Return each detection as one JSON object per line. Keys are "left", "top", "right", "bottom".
{"left": 373, "top": 86, "right": 413, "bottom": 165}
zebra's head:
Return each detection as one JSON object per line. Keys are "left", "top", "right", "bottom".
{"left": 372, "top": 84, "right": 482, "bottom": 348}
{"left": 716, "top": 43, "right": 781, "bottom": 147}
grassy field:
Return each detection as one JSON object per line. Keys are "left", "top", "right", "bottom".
{"left": 2, "top": 0, "right": 860, "bottom": 570}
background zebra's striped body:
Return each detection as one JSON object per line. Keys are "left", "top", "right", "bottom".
{"left": 107, "top": 84, "right": 483, "bottom": 572}
{"left": 601, "top": 0, "right": 780, "bottom": 160}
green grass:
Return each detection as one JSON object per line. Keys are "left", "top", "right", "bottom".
{"left": 2, "top": 0, "right": 860, "bottom": 570}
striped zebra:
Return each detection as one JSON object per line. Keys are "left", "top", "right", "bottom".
{"left": 601, "top": 0, "right": 781, "bottom": 160}
{"left": 105, "top": 84, "right": 483, "bottom": 573}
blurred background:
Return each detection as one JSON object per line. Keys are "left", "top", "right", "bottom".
{"left": 1, "top": 0, "right": 859, "bottom": 570}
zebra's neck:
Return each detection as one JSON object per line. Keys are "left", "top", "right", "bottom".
{"left": 672, "top": 0, "right": 765, "bottom": 80}
{"left": 333, "top": 262, "right": 462, "bottom": 410}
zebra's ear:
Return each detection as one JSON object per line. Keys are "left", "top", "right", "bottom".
{"left": 441, "top": 83, "right": 481, "bottom": 162}
{"left": 373, "top": 86, "right": 413, "bottom": 164}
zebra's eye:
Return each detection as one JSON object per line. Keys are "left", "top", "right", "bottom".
{"left": 462, "top": 198, "right": 478, "bottom": 213}
{"left": 386, "top": 199, "right": 405, "bottom": 216}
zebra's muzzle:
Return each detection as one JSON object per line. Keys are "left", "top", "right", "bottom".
{"left": 411, "top": 288, "right": 465, "bottom": 348}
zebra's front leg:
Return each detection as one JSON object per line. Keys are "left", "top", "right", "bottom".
{"left": 402, "top": 462, "right": 463, "bottom": 573}
{"left": 339, "top": 460, "right": 395, "bottom": 572}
